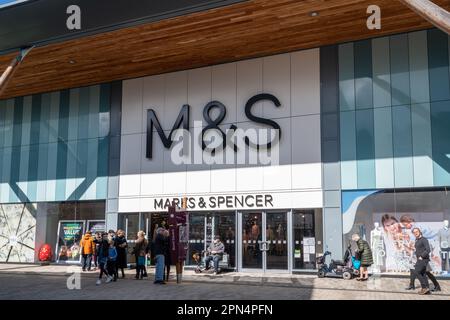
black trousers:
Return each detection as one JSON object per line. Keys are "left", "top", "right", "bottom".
{"left": 413, "top": 259, "right": 430, "bottom": 289}
{"left": 410, "top": 268, "right": 439, "bottom": 288}
{"left": 107, "top": 260, "right": 117, "bottom": 280}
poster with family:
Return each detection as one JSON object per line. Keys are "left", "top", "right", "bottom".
{"left": 372, "top": 212, "right": 443, "bottom": 273}
{"left": 342, "top": 190, "right": 450, "bottom": 274}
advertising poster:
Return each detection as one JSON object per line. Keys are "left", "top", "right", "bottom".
{"left": 56, "top": 220, "right": 84, "bottom": 264}
{"left": 342, "top": 190, "right": 450, "bottom": 274}
{"left": 87, "top": 220, "right": 105, "bottom": 234}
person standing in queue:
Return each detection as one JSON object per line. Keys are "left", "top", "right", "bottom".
{"left": 163, "top": 229, "right": 172, "bottom": 282}
{"left": 151, "top": 228, "right": 167, "bottom": 284}
{"left": 114, "top": 229, "right": 128, "bottom": 279}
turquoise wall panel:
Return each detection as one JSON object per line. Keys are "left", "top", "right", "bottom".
{"left": 356, "top": 109, "right": 375, "bottom": 188}
{"left": 96, "top": 137, "right": 109, "bottom": 199}
{"left": 390, "top": 34, "right": 410, "bottom": 106}
{"left": 21, "top": 96, "right": 32, "bottom": 146}
{"left": 1, "top": 147, "right": 11, "bottom": 203}
{"left": 392, "top": 105, "right": 414, "bottom": 187}
{"left": 78, "top": 87, "right": 90, "bottom": 140}
{"left": 339, "top": 43, "right": 355, "bottom": 111}
{"left": 39, "top": 93, "right": 51, "bottom": 144}
{"left": 428, "top": 29, "right": 450, "bottom": 102}
{"left": 411, "top": 103, "right": 433, "bottom": 187}
{"left": 0, "top": 83, "right": 111, "bottom": 204}
{"left": 409, "top": 31, "right": 430, "bottom": 104}
{"left": 431, "top": 101, "right": 450, "bottom": 185}
{"left": 372, "top": 37, "right": 391, "bottom": 108}
{"left": 374, "top": 107, "right": 394, "bottom": 188}
{"left": 0, "top": 101, "right": 5, "bottom": 149}
{"left": 3, "top": 99, "right": 14, "bottom": 148}
{"left": 30, "top": 94, "right": 41, "bottom": 145}
{"left": 354, "top": 40, "right": 373, "bottom": 109}
{"left": 340, "top": 111, "right": 357, "bottom": 189}
{"left": 88, "top": 85, "right": 100, "bottom": 139}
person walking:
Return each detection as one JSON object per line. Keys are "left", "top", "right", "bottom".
{"left": 92, "top": 232, "right": 102, "bottom": 270}
{"left": 96, "top": 232, "right": 111, "bottom": 285}
{"left": 406, "top": 261, "right": 441, "bottom": 292}
{"left": 163, "top": 229, "right": 172, "bottom": 282}
{"left": 107, "top": 239, "right": 118, "bottom": 282}
{"left": 133, "top": 231, "right": 148, "bottom": 280}
{"left": 80, "top": 231, "right": 95, "bottom": 271}
{"left": 412, "top": 228, "right": 433, "bottom": 295}
{"left": 114, "top": 229, "right": 128, "bottom": 279}
{"left": 151, "top": 228, "right": 166, "bottom": 284}
{"left": 352, "top": 234, "right": 373, "bottom": 281}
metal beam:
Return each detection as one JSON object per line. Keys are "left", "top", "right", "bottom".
{"left": 0, "top": 46, "right": 33, "bottom": 97}
{"left": 397, "top": 0, "right": 450, "bottom": 35}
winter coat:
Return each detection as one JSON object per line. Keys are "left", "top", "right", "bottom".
{"left": 151, "top": 233, "right": 167, "bottom": 256}
{"left": 133, "top": 238, "right": 148, "bottom": 257}
{"left": 80, "top": 234, "right": 95, "bottom": 255}
{"left": 356, "top": 239, "right": 373, "bottom": 266}
{"left": 114, "top": 236, "right": 128, "bottom": 268}
{"left": 108, "top": 247, "right": 118, "bottom": 261}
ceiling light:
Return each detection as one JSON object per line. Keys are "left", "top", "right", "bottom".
{"left": 309, "top": 11, "right": 319, "bottom": 17}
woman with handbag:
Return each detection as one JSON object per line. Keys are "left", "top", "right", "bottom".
{"left": 133, "top": 231, "right": 148, "bottom": 280}
{"left": 352, "top": 234, "right": 373, "bottom": 281}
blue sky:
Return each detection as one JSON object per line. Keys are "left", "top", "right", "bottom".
{"left": 0, "top": 0, "right": 28, "bottom": 6}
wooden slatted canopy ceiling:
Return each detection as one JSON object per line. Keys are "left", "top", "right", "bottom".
{"left": 1, "top": 0, "right": 448, "bottom": 99}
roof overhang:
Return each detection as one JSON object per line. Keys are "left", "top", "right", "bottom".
{"left": 1, "top": 0, "right": 448, "bottom": 99}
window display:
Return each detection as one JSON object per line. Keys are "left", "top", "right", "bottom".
{"left": 342, "top": 189, "right": 450, "bottom": 274}
{"left": 0, "top": 203, "right": 36, "bottom": 263}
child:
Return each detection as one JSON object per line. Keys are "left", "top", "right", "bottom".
{"left": 107, "top": 240, "right": 118, "bottom": 282}
{"left": 96, "top": 232, "right": 110, "bottom": 285}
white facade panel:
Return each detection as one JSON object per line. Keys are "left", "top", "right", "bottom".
{"left": 119, "top": 49, "right": 322, "bottom": 212}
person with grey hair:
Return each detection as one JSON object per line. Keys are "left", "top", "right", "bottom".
{"left": 352, "top": 234, "right": 373, "bottom": 281}
{"left": 151, "top": 227, "right": 167, "bottom": 284}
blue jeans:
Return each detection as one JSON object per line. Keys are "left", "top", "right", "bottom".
{"left": 155, "top": 254, "right": 165, "bottom": 281}
{"left": 204, "top": 255, "right": 221, "bottom": 271}
{"left": 82, "top": 254, "right": 92, "bottom": 270}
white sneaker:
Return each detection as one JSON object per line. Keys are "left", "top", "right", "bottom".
{"left": 105, "top": 276, "right": 112, "bottom": 283}
{"left": 96, "top": 279, "right": 101, "bottom": 286}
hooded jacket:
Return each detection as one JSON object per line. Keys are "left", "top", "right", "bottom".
{"left": 80, "top": 233, "right": 95, "bottom": 255}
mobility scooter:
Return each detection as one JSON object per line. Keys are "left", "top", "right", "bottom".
{"left": 317, "top": 244, "right": 360, "bottom": 280}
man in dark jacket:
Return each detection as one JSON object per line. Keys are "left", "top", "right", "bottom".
{"left": 151, "top": 228, "right": 167, "bottom": 284}
{"left": 413, "top": 228, "right": 432, "bottom": 295}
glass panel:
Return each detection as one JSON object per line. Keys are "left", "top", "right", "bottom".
{"left": 213, "top": 212, "right": 236, "bottom": 268}
{"left": 266, "top": 212, "right": 288, "bottom": 270}
{"left": 187, "top": 213, "right": 205, "bottom": 266}
{"left": 342, "top": 189, "right": 450, "bottom": 274}
{"left": 293, "top": 211, "right": 316, "bottom": 269}
{"left": 242, "top": 212, "right": 262, "bottom": 269}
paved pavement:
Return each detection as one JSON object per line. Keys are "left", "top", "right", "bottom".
{"left": 0, "top": 263, "right": 449, "bottom": 300}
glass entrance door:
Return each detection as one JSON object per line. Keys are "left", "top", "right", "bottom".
{"left": 239, "top": 211, "right": 288, "bottom": 272}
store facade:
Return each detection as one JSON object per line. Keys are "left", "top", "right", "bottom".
{"left": 117, "top": 47, "right": 324, "bottom": 272}
{"left": 1, "top": 27, "right": 450, "bottom": 275}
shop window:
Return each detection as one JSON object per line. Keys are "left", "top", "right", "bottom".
{"left": 0, "top": 203, "right": 37, "bottom": 263}
{"left": 342, "top": 188, "right": 450, "bottom": 274}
